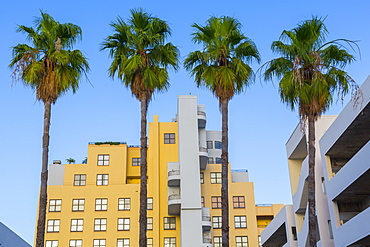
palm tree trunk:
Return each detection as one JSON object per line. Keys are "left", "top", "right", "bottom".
{"left": 36, "top": 101, "right": 51, "bottom": 247}
{"left": 139, "top": 98, "right": 148, "bottom": 247}
{"left": 307, "top": 115, "right": 317, "bottom": 247}
{"left": 221, "top": 99, "right": 229, "bottom": 247}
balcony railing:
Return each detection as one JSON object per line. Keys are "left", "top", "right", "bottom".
{"left": 202, "top": 216, "right": 211, "bottom": 221}
{"left": 168, "top": 194, "right": 181, "bottom": 201}
{"left": 203, "top": 237, "right": 212, "bottom": 244}
{"left": 199, "top": 147, "right": 208, "bottom": 152}
{"left": 197, "top": 111, "right": 206, "bottom": 116}
{"left": 168, "top": 170, "right": 180, "bottom": 176}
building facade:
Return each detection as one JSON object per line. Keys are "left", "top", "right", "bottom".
{"left": 261, "top": 76, "right": 370, "bottom": 247}
{"left": 42, "top": 95, "right": 282, "bottom": 247}
{"left": 0, "top": 222, "right": 31, "bottom": 247}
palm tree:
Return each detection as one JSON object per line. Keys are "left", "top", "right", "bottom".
{"left": 184, "top": 16, "right": 260, "bottom": 246}
{"left": 66, "top": 158, "right": 76, "bottom": 164}
{"left": 9, "top": 12, "right": 89, "bottom": 247}
{"left": 263, "top": 17, "right": 357, "bottom": 247}
{"left": 101, "top": 9, "right": 179, "bottom": 247}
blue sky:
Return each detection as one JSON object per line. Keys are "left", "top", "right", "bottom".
{"left": 1, "top": 0, "right": 369, "bottom": 244}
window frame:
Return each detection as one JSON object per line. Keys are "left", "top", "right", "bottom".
{"left": 164, "top": 237, "right": 176, "bottom": 247}
{"left": 234, "top": 215, "right": 247, "bottom": 229}
{"left": 94, "top": 218, "right": 107, "bottom": 232}
{"left": 206, "top": 141, "right": 213, "bottom": 149}
{"left": 213, "top": 236, "right": 222, "bottom": 247}
{"left": 147, "top": 217, "right": 153, "bottom": 230}
{"left": 147, "top": 238, "right": 153, "bottom": 247}
{"left": 96, "top": 174, "right": 109, "bottom": 186}
{"left": 235, "top": 236, "right": 248, "bottom": 247}
{"left": 132, "top": 157, "right": 140, "bottom": 166}
{"left": 47, "top": 219, "right": 60, "bottom": 233}
{"left": 147, "top": 197, "right": 153, "bottom": 210}
{"left": 69, "top": 240, "right": 82, "bottom": 247}
{"left": 117, "top": 239, "right": 130, "bottom": 247}
{"left": 72, "top": 199, "right": 85, "bottom": 212}
{"left": 200, "top": 172, "right": 204, "bottom": 184}
{"left": 74, "top": 174, "right": 86, "bottom": 186}
{"left": 215, "top": 141, "right": 222, "bottom": 149}
{"left": 211, "top": 196, "right": 222, "bottom": 209}
{"left": 212, "top": 216, "right": 222, "bottom": 229}
{"left": 210, "top": 172, "right": 222, "bottom": 184}
{"left": 93, "top": 239, "right": 106, "bottom": 247}
{"left": 118, "top": 198, "right": 130, "bottom": 211}
{"left": 201, "top": 196, "right": 205, "bottom": 208}
{"left": 233, "top": 196, "right": 246, "bottom": 209}
{"left": 164, "top": 133, "right": 176, "bottom": 144}
{"left": 70, "top": 219, "right": 84, "bottom": 232}
{"left": 215, "top": 157, "right": 222, "bottom": 164}
{"left": 208, "top": 157, "right": 214, "bottom": 164}
{"left": 117, "top": 218, "right": 130, "bottom": 231}
{"left": 97, "top": 154, "right": 110, "bottom": 166}
{"left": 164, "top": 217, "right": 176, "bottom": 230}
{"left": 49, "top": 199, "right": 62, "bottom": 212}
{"left": 45, "top": 240, "right": 58, "bottom": 247}
{"left": 95, "top": 198, "right": 108, "bottom": 211}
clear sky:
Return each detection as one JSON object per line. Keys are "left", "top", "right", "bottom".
{"left": 1, "top": 0, "right": 369, "bottom": 244}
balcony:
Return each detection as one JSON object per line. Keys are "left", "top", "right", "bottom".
{"left": 293, "top": 157, "right": 308, "bottom": 214}
{"left": 168, "top": 169, "right": 180, "bottom": 187}
{"left": 168, "top": 194, "right": 181, "bottom": 215}
{"left": 198, "top": 111, "right": 206, "bottom": 128}
{"left": 202, "top": 207, "right": 212, "bottom": 231}
{"left": 199, "top": 147, "right": 208, "bottom": 170}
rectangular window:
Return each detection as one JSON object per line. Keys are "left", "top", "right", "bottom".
{"left": 208, "top": 157, "right": 214, "bottom": 164}
{"left": 164, "top": 237, "right": 176, "bottom": 247}
{"left": 47, "top": 219, "right": 60, "bottom": 233}
{"left": 234, "top": 216, "right": 247, "bottom": 228}
{"left": 71, "top": 219, "right": 84, "bottom": 232}
{"left": 93, "top": 239, "right": 106, "bottom": 247}
{"left": 164, "top": 133, "right": 176, "bottom": 144}
{"left": 132, "top": 158, "right": 140, "bottom": 166}
{"left": 213, "top": 237, "right": 222, "bottom": 247}
{"left": 74, "top": 174, "right": 86, "bottom": 186}
{"left": 212, "top": 216, "right": 222, "bottom": 229}
{"left": 117, "top": 239, "right": 130, "bottom": 247}
{"left": 118, "top": 198, "right": 130, "bottom": 211}
{"left": 215, "top": 141, "right": 222, "bottom": 149}
{"left": 94, "top": 218, "right": 107, "bottom": 231}
{"left": 236, "top": 236, "right": 248, "bottom": 247}
{"left": 72, "top": 199, "right": 85, "bottom": 212}
{"left": 96, "top": 174, "right": 108, "bottom": 185}
{"left": 118, "top": 218, "right": 130, "bottom": 231}
{"left": 206, "top": 141, "right": 213, "bottom": 149}
{"left": 211, "top": 196, "right": 222, "bottom": 209}
{"left": 201, "top": 197, "right": 205, "bottom": 208}
{"left": 95, "top": 198, "right": 108, "bottom": 211}
{"left": 45, "top": 240, "right": 58, "bottom": 247}
{"left": 147, "top": 198, "right": 153, "bottom": 210}
{"left": 97, "top": 154, "right": 109, "bottom": 166}
{"left": 164, "top": 217, "right": 176, "bottom": 230}
{"left": 215, "top": 157, "right": 222, "bottom": 164}
{"left": 49, "top": 199, "right": 62, "bottom": 212}
{"left": 147, "top": 217, "right": 153, "bottom": 230}
{"left": 233, "top": 196, "right": 245, "bottom": 209}
{"left": 69, "top": 240, "right": 82, "bottom": 247}
{"left": 200, "top": 172, "right": 204, "bottom": 184}
{"left": 210, "top": 172, "right": 222, "bottom": 184}
{"left": 147, "top": 238, "right": 153, "bottom": 247}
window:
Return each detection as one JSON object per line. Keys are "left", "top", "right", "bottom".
{"left": 215, "top": 141, "right": 222, "bottom": 149}
{"left": 147, "top": 217, "right": 153, "bottom": 230}
{"left": 147, "top": 198, "right": 153, "bottom": 210}
{"left": 213, "top": 237, "right": 222, "bottom": 247}
{"left": 164, "top": 133, "right": 175, "bottom": 144}
{"left": 215, "top": 158, "right": 222, "bottom": 164}
{"left": 47, "top": 219, "right": 60, "bottom": 233}
{"left": 233, "top": 196, "right": 245, "bottom": 208}
{"left": 132, "top": 157, "right": 140, "bottom": 166}
{"left": 49, "top": 199, "right": 62, "bottom": 212}
{"left": 93, "top": 239, "right": 106, "bottom": 247}
{"left": 118, "top": 198, "right": 130, "bottom": 211}
{"left": 164, "top": 237, "right": 176, "bottom": 247}
{"left": 212, "top": 216, "right": 222, "bottom": 229}
{"left": 117, "top": 239, "right": 130, "bottom": 247}
{"left": 118, "top": 218, "right": 130, "bottom": 231}
{"left": 208, "top": 157, "right": 214, "bottom": 164}
{"left": 95, "top": 198, "right": 108, "bottom": 211}
{"left": 71, "top": 219, "right": 84, "bottom": 232}
{"left": 206, "top": 141, "right": 213, "bottom": 149}
{"left": 45, "top": 240, "right": 58, "bottom": 247}
{"left": 200, "top": 172, "right": 204, "bottom": 184}
{"left": 234, "top": 216, "right": 247, "bottom": 228}
{"left": 70, "top": 240, "right": 82, "bottom": 247}
{"left": 236, "top": 236, "right": 248, "bottom": 247}
{"left": 210, "top": 172, "right": 222, "bottom": 184}
{"left": 74, "top": 174, "right": 86, "bottom": 186}
{"left": 201, "top": 197, "right": 205, "bottom": 208}
{"left": 97, "top": 154, "right": 109, "bottom": 166}
{"left": 95, "top": 218, "right": 107, "bottom": 231}
{"left": 72, "top": 199, "right": 85, "bottom": 212}
{"left": 147, "top": 238, "right": 153, "bottom": 247}
{"left": 164, "top": 217, "right": 176, "bottom": 230}
{"left": 96, "top": 174, "right": 108, "bottom": 185}
{"left": 211, "top": 196, "right": 221, "bottom": 209}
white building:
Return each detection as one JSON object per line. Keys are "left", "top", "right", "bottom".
{"left": 0, "top": 222, "right": 31, "bottom": 247}
{"left": 261, "top": 75, "right": 370, "bottom": 247}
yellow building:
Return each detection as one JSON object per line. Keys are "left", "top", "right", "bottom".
{"left": 43, "top": 95, "right": 282, "bottom": 247}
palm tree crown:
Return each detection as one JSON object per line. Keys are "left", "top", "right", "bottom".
{"left": 101, "top": 8, "right": 179, "bottom": 101}
{"left": 264, "top": 17, "right": 357, "bottom": 119}
{"left": 184, "top": 16, "right": 260, "bottom": 101}
{"left": 10, "top": 11, "right": 89, "bottom": 103}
